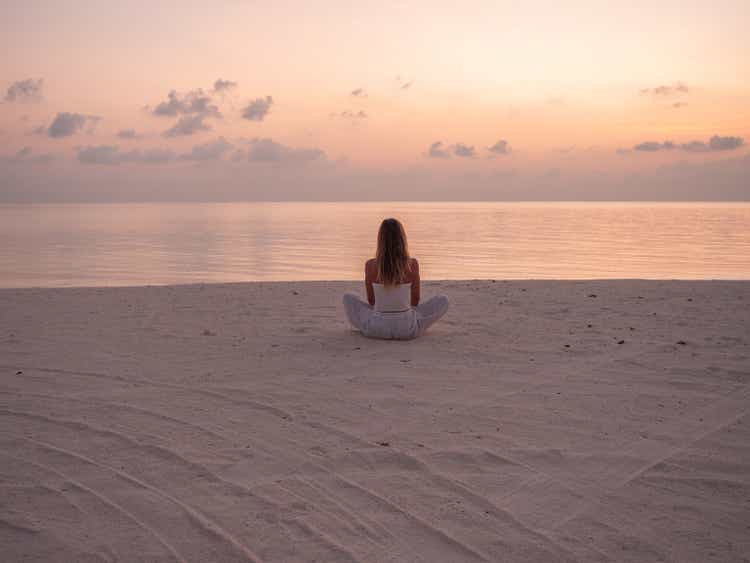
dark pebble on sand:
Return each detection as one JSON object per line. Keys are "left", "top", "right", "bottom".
{"left": 377, "top": 441, "right": 390, "bottom": 447}
{"left": 292, "top": 290, "right": 299, "bottom": 295}
{"left": 677, "top": 340, "right": 687, "bottom": 345}
{"left": 617, "top": 340, "right": 625, "bottom": 345}
{"left": 588, "top": 294, "right": 597, "bottom": 298}
{"left": 564, "top": 344, "right": 570, "bottom": 348}
{"left": 687, "top": 298, "right": 693, "bottom": 302}
{"left": 400, "top": 359, "right": 410, "bottom": 363}
{"left": 587, "top": 324, "right": 592, "bottom": 328}
{"left": 354, "top": 346, "right": 361, "bottom": 350}
{"left": 16, "top": 371, "right": 22, "bottom": 375}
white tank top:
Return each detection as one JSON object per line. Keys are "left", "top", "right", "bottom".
{"left": 373, "top": 283, "right": 412, "bottom": 312}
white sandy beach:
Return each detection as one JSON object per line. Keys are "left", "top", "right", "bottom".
{"left": 1, "top": 280, "right": 749, "bottom": 562}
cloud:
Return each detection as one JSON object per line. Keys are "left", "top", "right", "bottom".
{"left": 395, "top": 76, "right": 414, "bottom": 90}
{"left": 76, "top": 145, "right": 176, "bottom": 165}
{"left": 634, "top": 141, "right": 676, "bottom": 152}
{"left": 151, "top": 89, "right": 221, "bottom": 118}
{"left": 350, "top": 88, "right": 366, "bottom": 97}
{"left": 4, "top": 78, "right": 44, "bottom": 102}
{"left": 681, "top": 135, "right": 744, "bottom": 153}
{"left": 47, "top": 112, "right": 100, "bottom": 138}
{"left": 180, "top": 137, "right": 233, "bottom": 161}
{"left": 117, "top": 128, "right": 140, "bottom": 139}
{"left": 331, "top": 110, "right": 368, "bottom": 119}
{"left": 623, "top": 135, "right": 745, "bottom": 154}
{"left": 241, "top": 96, "right": 274, "bottom": 121}
{"left": 427, "top": 141, "right": 450, "bottom": 159}
{"left": 2, "top": 146, "right": 55, "bottom": 163}
{"left": 487, "top": 139, "right": 511, "bottom": 155}
{"left": 163, "top": 114, "right": 212, "bottom": 137}
{"left": 213, "top": 79, "right": 237, "bottom": 93}
{"left": 238, "top": 138, "right": 325, "bottom": 163}
{"left": 672, "top": 102, "right": 687, "bottom": 109}
{"left": 452, "top": 143, "right": 476, "bottom": 158}
{"left": 640, "top": 82, "right": 689, "bottom": 96}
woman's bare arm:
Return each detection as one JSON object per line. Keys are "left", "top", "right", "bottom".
{"left": 365, "top": 259, "right": 375, "bottom": 306}
{"left": 410, "top": 258, "right": 420, "bottom": 307}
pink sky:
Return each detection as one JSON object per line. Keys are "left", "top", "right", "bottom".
{"left": 1, "top": 0, "right": 749, "bottom": 201}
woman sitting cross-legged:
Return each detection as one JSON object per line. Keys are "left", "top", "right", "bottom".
{"left": 343, "top": 218, "right": 449, "bottom": 340}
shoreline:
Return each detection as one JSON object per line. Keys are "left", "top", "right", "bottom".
{"left": 3, "top": 277, "right": 750, "bottom": 291}
{"left": 1, "top": 280, "right": 748, "bottom": 561}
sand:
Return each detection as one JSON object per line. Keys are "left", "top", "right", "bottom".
{"left": 1, "top": 280, "right": 749, "bottom": 562}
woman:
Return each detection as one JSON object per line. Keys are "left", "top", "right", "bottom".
{"left": 343, "top": 218, "right": 449, "bottom": 340}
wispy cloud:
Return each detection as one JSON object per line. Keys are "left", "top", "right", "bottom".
{"left": 2, "top": 146, "right": 55, "bottom": 163}
{"left": 395, "top": 76, "right": 414, "bottom": 90}
{"left": 180, "top": 137, "right": 233, "bottom": 161}
{"left": 117, "top": 128, "right": 141, "bottom": 139}
{"left": 639, "top": 82, "right": 689, "bottom": 96}
{"left": 163, "top": 114, "right": 212, "bottom": 137}
{"left": 150, "top": 89, "right": 221, "bottom": 118}
{"left": 4, "top": 78, "right": 44, "bottom": 102}
{"left": 350, "top": 88, "right": 366, "bottom": 97}
{"left": 452, "top": 143, "right": 476, "bottom": 158}
{"left": 77, "top": 145, "right": 176, "bottom": 165}
{"left": 241, "top": 96, "right": 274, "bottom": 121}
{"left": 634, "top": 141, "right": 676, "bottom": 152}
{"left": 213, "top": 78, "right": 238, "bottom": 93}
{"left": 427, "top": 141, "right": 450, "bottom": 159}
{"left": 236, "top": 138, "right": 325, "bottom": 163}
{"left": 681, "top": 135, "right": 744, "bottom": 152}
{"left": 487, "top": 139, "right": 511, "bottom": 155}
{"left": 620, "top": 135, "right": 744, "bottom": 154}
{"left": 330, "top": 110, "right": 368, "bottom": 119}
{"left": 47, "top": 112, "right": 100, "bottom": 138}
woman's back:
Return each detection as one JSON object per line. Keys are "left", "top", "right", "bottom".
{"left": 372, "top": 282, "right": 412, "bottom": 312}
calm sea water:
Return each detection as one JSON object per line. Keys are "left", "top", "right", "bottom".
{"left": 1, "top": 202, "right": 749, "bottom": 287}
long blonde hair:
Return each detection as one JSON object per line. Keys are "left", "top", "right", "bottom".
{"left": 376, "top": 218, "right": 410, "bottom": 286}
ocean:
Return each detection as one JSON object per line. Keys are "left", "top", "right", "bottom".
{"left": 1, "top": 202, "right": 749, "bottom": 287}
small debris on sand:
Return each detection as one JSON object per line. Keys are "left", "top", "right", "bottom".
{"left": 617, "top": 340, "right": 625, "bottom": 345}
{"left": 16, "top": 370, "right": 23, "bottom": 375}
{"left": 202, "top": 329, "right": 215, "bottom": 336}
{"left": 377, "top": 441, "right": 390, "bottom": 447}
{"left": 677, "top": 340, "right": 687, "bottom": 345}
{"left": 588, "top": 294, "right": 597, "bottom": 298}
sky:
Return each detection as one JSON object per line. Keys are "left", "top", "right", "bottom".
{"left": 0, "top": 0, "right": 749, "bottom": 201}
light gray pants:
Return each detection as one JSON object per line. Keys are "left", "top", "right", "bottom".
{"left": 343, "top": 293, "right": 449, "bottom": 340}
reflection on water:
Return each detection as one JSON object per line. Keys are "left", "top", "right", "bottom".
{"left": 1, "top": 202, "right": 749, "bottom": 287}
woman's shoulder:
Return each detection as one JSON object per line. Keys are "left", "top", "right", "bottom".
{"left": 365, "top": 258, "right": 377, "bottom": 278}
